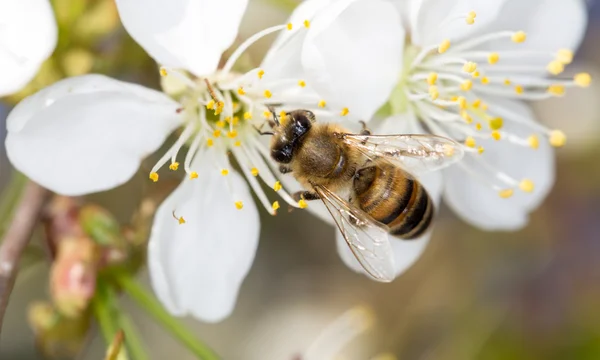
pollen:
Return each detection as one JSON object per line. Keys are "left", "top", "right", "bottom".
{"left": 466, "top": 16, "right": 475, "bottom": 25}
{"left": 264, "top": 90, "right": 272, "bottom": 98}
{"left": 232, "top": 116, "right": 240, "bottom": 125}
{"left": 341, "top": 107, "right": 350, "bottom": 116}
{"left": 263, "top": 110, "right": 272, "bottom": 119}
{"left": 206, "top": 99, "right": 215, "bottom": 110}
{"left": 251, "top": 168, "right": 259, "bottom": 177}
{"left": 298, "top": 80, "right": 306, "bottom": 87}
{"left": 457, "top": 96, "right": 467, "bottom": 109}
{"left": 473, "top": 71, "right": 481, "bottom": 78}
{"left": 574, "top": 73, "right": 592, "bottom": 87}
{"left": 273, "top": 181, "right": 282, "bottom": 192}
{"left": 272, "top": 201, "right": 281, "bottom": 212}
{"left": 511, "top": 31, "right": 527, "bottom": 43}
{"left": 169, "top": 162, "right": 179, "bottom": 171}
{"left": 499, "top": 189, "right": 514, "bottom": 199}
{"left": 528, "top": 134, "right": 540, "bottom": 149}
{"left": 216, "top": 120, "right": 226, "bottom": 128}
{"left": 298, "top": 199, "right": 308, "bottom": 209}
{"left": 427, "top": 72, "right": 438, "bottom": 85}
{"left": 515, "top": 85, "right": 524, "bottom": 95}
{"left": 549, "top": 130, "right": 566, "bottom": 147}
{"left": 481, "top": 77, "right": 490, "bottom": 85}
{"left": 491, "top": 131, "right": 501, "bottom": 140}
{"left": 221, "top": 169, "right": 229, "bottom": 176}
{"left": 178, "top": 216, "right": 185, "bottom": 225}
{"left": 429, "top": 86, "right": 439, "bottom": 100}
{"left": 504, "top": 78, "right": 512, "bottom": 86}
{"left": 149, "top": 172, "right": 159, "bottom": 182}
{"left": 490, "top": 117, "right": 503, "bottom": 130}
{"left": 207, "top": 138, "right": 214, "bottom": 147}
{"left": 287, "top": 23, "right": 293, "bottom": 30}
{"left": 318, "top": 100, "right": 327, "bottom": 108}
{"left": 234, "top": 140, "right": 242, "bottom": 147}
{"left": 464, "top": 136, "right": 476, "bottom": 148}
{"left": 475, "top": 123, "right": 482, "bottom": 131}
{"left": 258, "top": 69, "right": 265, "bottom": 79}
{"left": 463, "top": 62, "right": 477, "bottom": 73}
{"left": 557, "top": 49, "right": 574, "bottom": 64}
{"left": 213, "top": 129, "right": 221, "bottom": 138}
{"left": 189, "top": 171, "right": 199, "bottom": 179}
{"left": 237, "top": 87, "right": 246, "bottom": 96}
{"left": 548, "top": 84, "right": 565, "bottom": 96}
{"left": 235, "top": 201, "right": 244, "bottom": 210}
{"left": 279, "top": 111, "right": 288, "bottom": 124}
{"left": 304, "top": 20, "right": 310, "bottom": 28}
{"left": 472, "top": 99, "right": 482, "bottom": 108}
{"left": 438, "top": 39, "right": 451, "bottom": 53}
{"left": 159, "top": 68, "right": 168, "bottom": 77}
{"left": 227, "top": 130, "right": 237, "bottom": 138}
{"left": 243, "top": 112, "right": 252, "bottom": 120}
{"left": 461, "top": 110, "right": 473, "bottom": 123}
{"left": 488, "top": 53, "right": 500, "bottom": 65}
{"left": 547, "top": 60, "right": 564, "bottom": 75}
{"left": 477, "top": 146, "right": 485, "bottom": 154}
{"left": 519, "top": 179, "right": 535, "bottom": 193}
{"left": 460, "top": 79, "right": 473, "bottom": 91}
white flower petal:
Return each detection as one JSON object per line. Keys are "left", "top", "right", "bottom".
{"left": 5, "top": 74, "right": 182, "bottom": 195}
{"left": 410, "top": 0, "right": 508, "bottom": 46}
{"left": 115, "top": 0, "right": 248, "bottom": 76}
{"left": 148, "top": 152, "right": 259, "bottom": 322}
{"left": 301, "top": 0, "right": 405, "bottom": 121}
{"left": 443, "top": 98, "right": 555, "bottom": 231}
{"left": 0, "top": 0, "right": 57, "bottom": 96}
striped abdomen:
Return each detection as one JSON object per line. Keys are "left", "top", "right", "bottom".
{"left": 353, "top": 163, "right": 434, "bottom": 240}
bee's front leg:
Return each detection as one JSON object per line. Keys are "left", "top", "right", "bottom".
{"left": 359, "top": 121, "right": 371, "bottom": 136}
{"left": 292, "top": 191, "right": 320, "bottom": 202}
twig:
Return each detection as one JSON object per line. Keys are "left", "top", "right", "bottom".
{"left": 0, "top": 181, "right": 49, "bottom": 336}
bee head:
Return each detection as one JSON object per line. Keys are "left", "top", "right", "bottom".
{"left": 270, "top": 109, "right": 316, "bottom": 164}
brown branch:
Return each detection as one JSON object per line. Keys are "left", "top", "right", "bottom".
{"left": 0, "top": 181, "right": 49, "bottom": 336}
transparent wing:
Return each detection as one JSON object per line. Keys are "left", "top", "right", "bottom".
{"left": 313, "top": 185, "right": 395, "bottom": 282}
{"left": 342, "top": 134, "right": 464, "bottom": 176}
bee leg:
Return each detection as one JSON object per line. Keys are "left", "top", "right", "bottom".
{"left": 279, "top": 165, "right": 292, "bottom": 174}
{"left": 359, "top": 121, "right": 371, "bottom": 136}
{"left": 292, "top": 191, "right": 320, "bottom": 202}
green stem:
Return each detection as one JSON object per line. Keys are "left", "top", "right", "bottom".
{"left": 92, "top": 280, "right": 129, "bottom": 360}
{"left": 115, "top": 274, "right": 220, "bottom": 360}
{"left": 0, "top": 172, "right": 27, "bottom": 239}
{"left": 118, "top": 312, "right": 149, "bottom": 360}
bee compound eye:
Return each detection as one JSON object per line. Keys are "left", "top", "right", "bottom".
{"left": 271, "top": 145, "right": 293, "bottom": 163}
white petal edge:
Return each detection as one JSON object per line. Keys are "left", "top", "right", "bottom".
{"left": 148, "top": 151, "right": 259, "bottom": 322}
{"left": 6, "top": 74, "right": 182, "bottom": 196}
{"left": 0, "top": 0, "right": 57, "bottom": 96}
{"left": 301, "top": 0, "right": 405, "bottom": 121}
{"left": 115, "top": 0, "right": 248, "bottom": 77}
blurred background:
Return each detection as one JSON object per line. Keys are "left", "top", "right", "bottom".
{"left": 1, "top": 0, "right": 600, "bottom": 359}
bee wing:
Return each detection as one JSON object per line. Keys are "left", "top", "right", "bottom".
{"left": 342, "top": 134, "right": 464, "bottom": 176}
{"left": 313, "top": 185, "right": 395, "bottom": 282}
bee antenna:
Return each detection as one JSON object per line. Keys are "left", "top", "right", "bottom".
{"left": 203, "top": 78, "right": 219, "bottom": 103}
{"left": 267, "top": 105, "right": 280, "bottom": 126}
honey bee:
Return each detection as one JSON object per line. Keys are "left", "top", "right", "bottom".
{"left": 265, "top": 109, "right": 464, "bottom": 282}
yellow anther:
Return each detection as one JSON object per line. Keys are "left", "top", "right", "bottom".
{"left": 221, "top": 169, "right": 229, "bottom": 176}
{"left": 427, "top": 72, "right": 438, "bottom": 85}
{"left": 159, "top": 68, "right": 168, "bottom": 77}
{"left": 488, "top": 53, "right": 500, "bottom": 65}
{"left": 263, "top": 110, "right": 272, "bottom": 119}
{"left": 491, "top": 131, "right": 501, "bottom": 141}
{"left": 466, "top": 17, "right": 475, "bottom": 25}
{"left": 490, "top": 117, "right": 503, "bottom": 130}
{"left": 298, "top": 199, "right": 308, "bottom": 209}
{"left": 438, "top": 39, "right": 451, "bottom": 53}
{"left": 243, "top": 111, "right": 252, "bottom": 120}
{"left": 232, "top": 116, "right": 240, "bottom": 125}
{"left": 225, "top": 116, "right": 232, "bottom": 123}
{"left": 574, "top": 73, "right": 592, "bottom": 87}
{"left": 499, "top": 189, "right": 514, "bottom": 199}
{"left": 467, "top": 11, "right": 477, "bottom": 18}
{"left": 264, "top": 90, "right": 272, "bottom": 98}
{"left": 272, "top": 201, "right": 280, "bottom": 212}
{"left": 178, "top": 216, "right": 185, "bottom": 225}
{"left": 287, "top": 23, "right": 293, "bottom": 30}
{"left": 549, "top": 130, "right": 566, "bottom": 147}
{"left": 257, "top": 69, "right": 265, "bottom": 79}
{"left": 528, "top": 134, "right": 539, "bottom": 149}
{"left": 428, "top": 86, "right": 439, "bottom": 100}
{"left": 481, "top": 76, "right": 490, "bottom": 85}
{"left": 318, "top": 100, "right": 327, "bottom": 108}
{"left": 237, "top": 87, "right": 246, "bottom": 96}
{"left": 227, "top": 130, "right": 238, "bottom": 138}
{"left": 451, "top": 95, "right": 459, "bottom": 102}
{"left": 477, "top": 146, "right": 485, "bottom": 154}
{"left": 206, "top": 99, "right": 215, "bottom": 110}
{"left": 463, "top": 62, "right": 477, "bottom": 73}
{"left": 519, "top": 179, "right": 535, "bottom": 193}
{"left": 235, "top": 201, "right": 244, "bottom": 210}
{"left": 472, "top": 71, "right": 481, "bottom": 78}
{"left": 298, "top": 80, "right": 306, "bottom": 87}
{"left": 169, "top": 162, "right": 179, "bottom": 171}
{"left": 273, "top": 181, "right": 282, "bottom": 192}
{"left": 548, "top": 84, "right": 565, "bottom": 96}
{"left": 457, "top": 96, "right": 467, "bottom": 109}
{"left": 460, "top": 79, "right": 473, "bottom": 91}
{"left": 216, "top": 120, "right": 225, "bottom": 128}
{"left": 234, "top": 140, "right": 241, "bottom": 147}
{"left": 149, "top": 172, "right": 159, "bottom": 182}
{"left": 515, "top": 85, "right": 524, "bottom": 95}
{"left": 464, "top": 136, "right": 476, "bottom": 148}
{"left": 475, "top": 123, "right": 482, "bottom": 131}
{"left": 251, "top": 168, "right": 259, "bottom": 177}
{"left": 511, "top": 31, "right": 527, "bottom": 43}
{"left": 547, "top": 60, "right": 564, "bottom": 75}
{"left": 557, "top": 49, "right": 574, "bottom": 64}
{"left": 304, "top": 20, "right": 310, "bottom": 28}
{"left": 232, "top": 102, "right": 239, "bottom": 111}
{"left": 206, "top": 138, "right": 214, "bottom": 147}
{"left": 213, "top": 129, "right": 221, "bottom": 138}
{"left": 504, "top": 78, "right": 512, "bottom": 86}
{"left": 481, "top": 103, "right": 489, "bottom": 111}
{"left": 461, "top": 110, "right": 473, "bottom": 124}
{"left": 189, "top": 171, "right": 199, "bottom": 179}
{"left": 472, "top": 99, "right": 481, "bottom": 108}
{"left": 341, "top": 107, "right": 350, "bottom": 116}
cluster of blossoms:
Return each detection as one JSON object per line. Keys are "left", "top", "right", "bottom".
{"left": 3, "top": 0, "right": 591, "bottom": 322}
